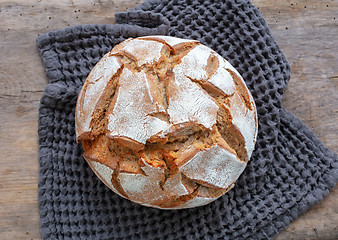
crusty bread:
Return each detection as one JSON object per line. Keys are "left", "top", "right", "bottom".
{"left": 75, "top": 36, "right": 258, "bottom": 209}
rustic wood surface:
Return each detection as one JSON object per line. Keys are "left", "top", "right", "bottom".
{"left": 0, "top": 0, "right": 337, "bottom": 239}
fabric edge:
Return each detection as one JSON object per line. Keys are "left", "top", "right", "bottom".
{"left": 265, "top": 107, "right": 338, "bottom": 238}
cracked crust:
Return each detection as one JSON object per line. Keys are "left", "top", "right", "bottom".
{"left": 75, "top": 36, "right": 258, "bottom": 209}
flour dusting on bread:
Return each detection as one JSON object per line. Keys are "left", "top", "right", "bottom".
{"left": 75, "top": 36, "right": 258, "bottom": 209}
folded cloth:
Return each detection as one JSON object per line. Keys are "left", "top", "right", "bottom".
{"left": 37, "top": 0, "right": 338, "bottom": 239}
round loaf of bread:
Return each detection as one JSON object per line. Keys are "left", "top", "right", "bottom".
{"left": 75, "top": 36, "right": 258, "bottom": 209}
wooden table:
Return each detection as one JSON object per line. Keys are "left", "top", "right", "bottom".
{"left": 0, "top": 0, "right": 337, "bottom": 239}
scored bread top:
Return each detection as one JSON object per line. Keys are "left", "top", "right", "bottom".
{"left": 75, "top": 36, "right": 258, "bottom": 209}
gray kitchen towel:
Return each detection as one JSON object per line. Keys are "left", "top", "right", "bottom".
{"left": 37, "top": 0, "right": 338, "bottom": 239}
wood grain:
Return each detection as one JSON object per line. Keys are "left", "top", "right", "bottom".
{"left": 0, "top": 0, "right": 336, "bottom": 239}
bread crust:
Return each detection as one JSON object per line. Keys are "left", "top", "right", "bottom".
{"left": 75, "top": 36, "right": 258, "bottom": 209}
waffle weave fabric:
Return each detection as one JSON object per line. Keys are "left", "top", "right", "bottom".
{"left": 37, "top": 0, "right": 338, "bottom": 239}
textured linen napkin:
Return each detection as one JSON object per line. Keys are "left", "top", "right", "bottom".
{"left": 37, "top": 0, "right": 338, "bottom": 239}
